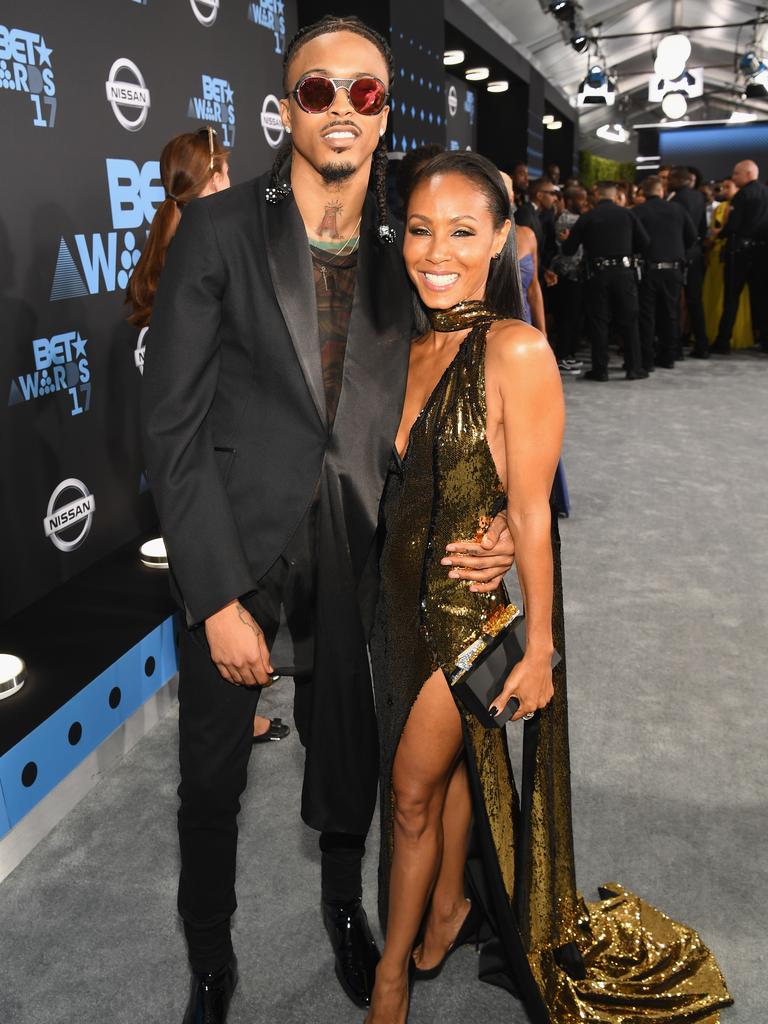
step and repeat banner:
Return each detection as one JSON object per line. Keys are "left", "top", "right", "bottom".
{"left": 1, "top": 0, "right": 298, "bottom": 619}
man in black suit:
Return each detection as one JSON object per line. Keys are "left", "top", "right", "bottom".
{"left": 515, "top": 175, "right": 558, "bottom": 269}
{"left": 141, "top": 16, "right": 514, "bottom": 1023}
{"left": 562, "top": 180, "right": 650, "bottom": 379}
{"left": 668, "top": 165, "right": 709, "bottom": 358}
{"left": 633, "top": 176, "right": 697, "bottom": 369}
{"left": 713, "top": 159, "right": 768, "bottom": 353}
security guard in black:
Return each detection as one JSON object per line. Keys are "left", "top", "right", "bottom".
{"left": 563, "top": 181, "right": 650, "bottom": 379}
{"left": 668, "top": 166, "right": 709, "bottom": 357}
{"left": 714, "top": 161, "right": 768, "bottom": 352}
{"left": 632, "top": 175, "right": 697, "bottom": 368}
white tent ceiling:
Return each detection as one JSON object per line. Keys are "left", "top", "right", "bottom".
{"left": 459, "top": 0, "right": 768, "bottom": 157}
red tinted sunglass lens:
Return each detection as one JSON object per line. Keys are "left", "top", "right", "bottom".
{"left": 349, "top": 78, "right": 386, "bottom": 114}
{"left": 297, "top": 77, "right": 335, "bottom": 112}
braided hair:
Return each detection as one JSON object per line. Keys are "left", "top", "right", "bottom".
{"left": 271, "top": 16, "right": 394, "bottom": 241}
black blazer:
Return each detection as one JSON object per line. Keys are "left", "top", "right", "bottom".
{"left": 632, "top": 195, "right": 697, "bottom": 263}
{"left": 670, "top": 186, "right": 707, "bottom": 245}
{"left": 515, "top": 201, "right": 544, "bottom": 255}
{"left": 141, "top": 173, "right": 412, "bottom": 629}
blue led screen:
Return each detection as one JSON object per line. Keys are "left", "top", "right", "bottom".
{"left": 659, "top": 122, "right": 768, "bottom": 180}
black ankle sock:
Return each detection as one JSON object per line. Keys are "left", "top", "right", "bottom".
{"left": 320, "top": 832, "right": 365, "bottom": 904}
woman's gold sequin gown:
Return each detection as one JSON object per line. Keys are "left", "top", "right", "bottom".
{"left": 370, "top": 302, "right": 732, "bottom": 1023}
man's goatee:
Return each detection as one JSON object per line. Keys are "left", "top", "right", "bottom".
{"left": 320, "top": 161, "right": 356, "bottom": 184}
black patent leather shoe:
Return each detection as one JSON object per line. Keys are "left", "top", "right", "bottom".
{"left": 322, "top": 897, "right": 380, "bottom": 1008}
{"left": 625, "top": 369, "right": 649, "bottom": 380}
{"left": 182, "top": 955, "right": 238, "bottom": 1024}
{"left": 582, "top": 369, "right": 609, "bottom": 381}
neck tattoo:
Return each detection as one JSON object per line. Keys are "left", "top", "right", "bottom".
{"left": 317, "top": 201, "right": 343, "bottom": 240}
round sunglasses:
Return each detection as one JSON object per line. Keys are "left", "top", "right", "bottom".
{"left": 291, "top": 74, "right": 389, "bottom": 116}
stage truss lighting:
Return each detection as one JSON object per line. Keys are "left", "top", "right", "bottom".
{"left": 578, "top": 65, "right": 616, "bottom": 106}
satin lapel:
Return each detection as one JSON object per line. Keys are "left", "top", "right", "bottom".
{"left": 331, "top": 195, "right": 412, "bottom": 573}
{"left": 265, "top": 190, "right": 327, "bottom": 427}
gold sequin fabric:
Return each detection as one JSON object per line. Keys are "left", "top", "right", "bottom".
{"left": 370, "top": 311, "right": 732, "bottom": 1022}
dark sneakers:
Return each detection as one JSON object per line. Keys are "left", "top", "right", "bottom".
{"left": 322, "top": 897, "right": 380, "bottom": 1008}
{"left": 182, "top": 956, "right": 238, "bottom": 1024}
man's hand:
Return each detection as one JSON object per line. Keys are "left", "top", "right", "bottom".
{"left": 443, "top": 511, "right": 515, "bottom": 594}
{"left": 543, "top": 269, "right": 558, "bottom": 288}
{"left": 204, "top": 600, "right": 274, "bottom": 686}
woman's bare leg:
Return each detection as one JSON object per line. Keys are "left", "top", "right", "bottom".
{"left": 413, "top": 757, "right": 473, "bottom": 970}
{"left": 366, "top": 668, "right": 463, "bottom": 1024}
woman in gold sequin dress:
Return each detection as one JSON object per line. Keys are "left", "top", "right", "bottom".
{"left": 366, "top": 153, "right": 732, "bottom": 1024}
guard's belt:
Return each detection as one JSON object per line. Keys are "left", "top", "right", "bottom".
{"left": 648, "top": 260, "right": 683, "bottom": 271}
{"left": 590, "top": 255, "right": 635, "bottom": 271}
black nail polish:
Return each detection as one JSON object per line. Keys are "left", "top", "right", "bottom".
{"left": 489, "top": 706, "right": 498, "bottom": 718}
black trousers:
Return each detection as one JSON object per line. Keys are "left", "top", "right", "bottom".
{"left": 553, "top": 276, "right": 583, "bottom": 361}
{"left": 585, "top": 268, "right": 641, "bottom": 375}
{"left": 177, "top": 515, "right": 366, "bottom": 973}
{"left": 716, "top": 249, "right": 768, "bottom": 348}
{"left": 639, "top": 268, "right": 682, "bottom": 367}
{"left": 681, "top": 248, "right": 708, "bottom": 354}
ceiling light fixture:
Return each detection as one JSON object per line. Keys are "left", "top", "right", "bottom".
{"left": 578, "top": 65, "right": 616, "bottom": 106}
{"left": 542, "top": 114, "right": 554, "bottom": 124}
{"left": 739, "top": 51, "right": 768, "bottom": 98}
{"left": 596, "top": 123, "right": 630, "bottom": 143}
{"left": 546, "top": 120, "right": 563, "bottom": 130}
{"left": 548, "top": 0, "right": 575, "bottom": 21}
{"left": 570, "top": 33, "right": 590, "bottom": 54}
{"left": 465, "top": 67, "right": 490, "bottom": 81}
{"left": 487, "top": 80, "right": 509, "bottom": 93}
{"left": 654, "top": 34, "right": 691, "bottom": 81}
{"left": 661, "top": 91, "right": 688, "bottom": 120}
{"left": 443, "top": 50, "right": 465, "bottom": 66}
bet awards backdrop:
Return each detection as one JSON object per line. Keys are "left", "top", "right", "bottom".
{"left": 1, "top": 0, "right": 297, "bottom": 619}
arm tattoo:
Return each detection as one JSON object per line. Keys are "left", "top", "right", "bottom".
{"left": 317, "top": 201, "right": 343, "bottom": 239}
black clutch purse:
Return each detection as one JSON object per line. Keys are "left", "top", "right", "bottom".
{"left": 447, "top": 604, "right": 561, "bottom": 728}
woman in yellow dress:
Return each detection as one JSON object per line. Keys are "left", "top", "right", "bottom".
{"left": 703, "top": 179, "right": 753, "bottom": 347}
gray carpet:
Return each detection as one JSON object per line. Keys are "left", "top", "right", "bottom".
{"left": 2, "top": 351, "right": 765, "bottom": 1024}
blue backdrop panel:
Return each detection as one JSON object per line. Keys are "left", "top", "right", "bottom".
{"left": 659, "top": 122, "right": 768, "bottom": 180}
{"left": 2, "top": 0, "right": 298, "bottom": 620}
{"left": 0, "top": 616, "right": 177, "bottom": 834}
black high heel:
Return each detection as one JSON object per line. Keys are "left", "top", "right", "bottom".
{"left": 412, "top": 899, "right": 482, "bottom": 981}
